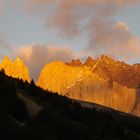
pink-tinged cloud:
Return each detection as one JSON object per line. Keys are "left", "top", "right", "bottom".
{"left": 26, "top": 0, "right": 140, "bottom": 37}
{"left": 14, "top": 44, "right": 76, "bottom": 80}
{"left": 30, "top": 0, "right": 140, "bottom": 5}
{"left": 24, "top": 0, "right": 140, "bottom": 62}
{"left": 85, "top": 20, "right": 140, "bottom": 62}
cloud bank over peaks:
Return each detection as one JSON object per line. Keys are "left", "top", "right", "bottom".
{"left": 14, "top": 44, "right": 76, "bottom": 80}
{"left": 23, "top": 0, "right": 140, "bottom": 62}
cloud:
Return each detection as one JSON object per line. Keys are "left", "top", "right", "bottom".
{"left": 0, "top": 0, "right": 3, "bottom": 14}
{"left": 28, "top": 0, "right": 140, "bottom": 36}
{"left": 30, "top": 0, "right": 140, "bottom": 6}
{"left": 0, "top": 36, "right": 10, "bottom": 49}
{"left": 85, "top": 20, "right": 140, "bottom": 61}
{"left": 23, "top": 0, "right": 140, "bottom": 62}
{"left": 14, "top": 44, "right": 76, "bottom": 80}
{"left": 0, "top": 34, "right": 12, "bottom": 60}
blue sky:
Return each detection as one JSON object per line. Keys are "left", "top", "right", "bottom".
{"left": 0, "top": 0, "right": 140, "bottom": 78}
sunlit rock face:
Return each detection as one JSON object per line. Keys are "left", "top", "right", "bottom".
{"left": 37, "top": 61, "right": 135, "bottom": 113}
{"left": 84, "top": 56, "right": 96, "bottom": 67}
{"left": 91, "top": 55, "right": 140, "bottom": 88}
{"left": 66, "top": 56, "right": 140, "bottom": 89}
{"left": 0, "top": 56, "right": 30, "bottom": 82}
{"left": 132, "top": 84, "right": 140, "bottom": 116}
{"left": 69, "top": 59, "right": 83, "bottom": 66}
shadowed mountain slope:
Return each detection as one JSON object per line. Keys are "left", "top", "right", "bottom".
{"left": 1, "top": 71, "right": 140, "bottom": 139}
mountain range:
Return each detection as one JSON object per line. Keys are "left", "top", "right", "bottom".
{"left": 1, "top": 55, "right": 140, "bottom": 116}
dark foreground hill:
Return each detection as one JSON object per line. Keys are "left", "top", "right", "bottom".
{"left": 0, "top": 71, "right": 140, "bottom": 140}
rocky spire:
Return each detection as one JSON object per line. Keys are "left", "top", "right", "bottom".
{"left": 1, "top": 56, "right": 12, "bottom": 65}
{"left": 70, "top": 59, "right": 83, "bottom": 66}
{"left": 0, "top": 56, "right": 30, "bottom": 82}
{"left": 84, "top": 56, "right": 96, "bottom": 67}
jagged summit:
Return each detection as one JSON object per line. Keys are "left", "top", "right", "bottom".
{"left": 84, "top": 56, "right": 96, "bottom": 67}
{"left": 90, "top": 55, "right": 140, "bottom": 88}
{"left": 1, "top": 56, "right": 12, "bottom": 64}
{"left": 14, "top": 57, "right": 23, "bottom": 63}
{"left": 70, "top": 59, "right": 83, "bottom": 66}
{"left": 39, "top": 55, "right": 140, "bottom": 89}
{"left": 85, "top": 56, "right": 93, "bottom": 62}
{"left": 100, "top": 55, "right": 113, "bottom": 60}
{"left": 2, "top": 55, "right": 11, "bottom": 61}
{"left": 0, "top": 56, "right": 30, "bottom": 82}
{"left": 68, "top": 55, "right": 118, "bottom": 67}
{"left": 14, "top": 58, "right": 27, "bottom": 68}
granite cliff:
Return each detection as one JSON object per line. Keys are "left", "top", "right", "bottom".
{"left": 0, "top": 56, "right": 30, "bottom": 82}
{"left": 37, "top": 60, "right": 136, "bottom": 114}
{"left": 91, "top": 56, "right": 140, "bottom": 89}
{"left": 1, "top": 55, "right": 140, "bottom": 116}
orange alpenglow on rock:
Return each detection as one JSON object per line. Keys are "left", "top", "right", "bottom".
{"left": 84, "top": 56, "right": 96, "bottom": 67}
{"left": 0, "top": 56, "right": 30, "bottom": 82}
{"left": 37, "top": 60, "right": 135, "bottom": 114}
{"left": 70, "top": 59, "right": 83, "bottom": 66}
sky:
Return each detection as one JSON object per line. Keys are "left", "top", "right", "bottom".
{"left": 0, "top": 0, "right": 140, "bottom": 79}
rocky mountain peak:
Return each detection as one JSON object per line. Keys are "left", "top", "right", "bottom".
{"left": 0, "top": 56, "right": 30, "bottom": 82}
{"left": 14, "top": 58, "right": 26, "bottom": 67}
{"left": 1, "top": 56, "right": 12, "bottom": 64}
{"left": 70, "top": 59, "right": 83, "bottom": 66}
{"left": 99, "top": 55, "right": 115, "bottom": 64}
{"left": 84, "top": 56, "right": 96, "bottom": 67}
{"left": 14, "top": 58, "right": 23, "bottom": 63}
